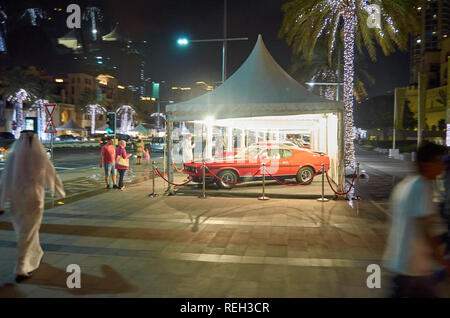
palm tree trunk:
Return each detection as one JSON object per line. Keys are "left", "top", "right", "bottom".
{"left": 343, "top": 8, "right": 356, "bottom": 168}
{"left": 15, "top": 100, "right": 23, "bottom": 138}
{"left": 90, "top": 106, "right": 95, "bottom": 135}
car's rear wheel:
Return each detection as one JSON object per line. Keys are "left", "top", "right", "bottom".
{"left": 216, "top": 169, "right": 238, "bottom": 189}
{"left": 296, "top": 166, "right": 314, "bottom": 185}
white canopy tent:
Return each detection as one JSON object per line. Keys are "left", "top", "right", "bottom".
{"left": 166, "top": 35, "right": 345, "bottom": 190}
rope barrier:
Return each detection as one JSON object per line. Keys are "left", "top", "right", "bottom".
{"left": 325, "top": 170, "right": 357, "bottom": 196}
{"left": 204, "top": 165, "right": 262, "bottom": 185}
{"left": 172, "top": 162, "right": 185, "bottom": 172}
{"left": 263, "top": 166, "right": 321, "bottom": 186}
{"left": 153, "top": 167, "right": 193, "bottom": 186}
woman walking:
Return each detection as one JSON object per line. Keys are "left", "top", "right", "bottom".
{"left": 116, "top": 140, "right": 132, "bottom": 191}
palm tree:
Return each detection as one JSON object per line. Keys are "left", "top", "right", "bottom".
{"left": 31, "top": 80, "right": 57, "bottom": 141}
{"left": 279, "top": 0, "right": 420, "bottom": 167}
{"left": 291, "top": 40, "right": 375, "bottom": 102}
{"left": 79, "top": 88, "right": 106, "bottom": 135}
{"left": 0, "top": 67, "right": 37, "bottom": 137}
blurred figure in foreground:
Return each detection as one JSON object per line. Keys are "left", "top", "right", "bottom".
{"left": 0, "top": 131, "right": 65, "bottom": 282}
{"left": 437, "top": 156, "right": 450, "bottom": 255}
{"left": 383, "top": 142, "right": 449, "bottom": 298}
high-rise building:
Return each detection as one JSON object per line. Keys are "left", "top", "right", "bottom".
{"left": 410, "top": 0, "right": 450, "bottom": 85}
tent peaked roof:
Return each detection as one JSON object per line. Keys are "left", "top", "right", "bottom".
{"left": 56, "top": 119, "right": 85, "bottom": 131}
{"left": 167, "top": 35, "right": 342, "bottom": 121}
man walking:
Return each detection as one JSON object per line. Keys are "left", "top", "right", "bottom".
{"left": 0, "top": 131, "right": 65, "bottom": 282}
{"left": 383, "top": 142, "right": 450, "bottom": 297}
{"left": 100, "top": 137, "right": 118, "bottom": 189}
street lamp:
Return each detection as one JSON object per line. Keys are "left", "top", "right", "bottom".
{"left": 177, "top": 38, "right": 189, "bottom": 46}
{"left": 176, "top": 0, "right": 247, "bottom": 83}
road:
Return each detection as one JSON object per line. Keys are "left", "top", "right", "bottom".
{"left": 0, "top": 148, "right": 165, "bottom": 173}
{"left": 355, "top": 147, "right": 416, "bottom": 215}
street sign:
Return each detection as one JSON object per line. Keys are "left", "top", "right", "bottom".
{"left": 45, "top": 120, "right": 57, "bottom": 133}
{"left": 45, "top": 104, "right": 56, "bottom": 118}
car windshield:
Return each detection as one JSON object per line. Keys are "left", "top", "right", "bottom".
{"left": 152, "top": 137, "right": 164, "bottom": 143}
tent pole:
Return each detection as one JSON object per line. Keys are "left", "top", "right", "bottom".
{"left": 164, "top": 119, "right": 175, "bottom": 195}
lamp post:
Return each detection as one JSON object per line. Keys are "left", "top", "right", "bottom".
{"left": 177, "top": 0, "right": 248, "bottom": 83}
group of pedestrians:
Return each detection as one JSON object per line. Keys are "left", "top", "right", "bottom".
{"left": 100, "top": 136, "right": 151, "bottom": 191}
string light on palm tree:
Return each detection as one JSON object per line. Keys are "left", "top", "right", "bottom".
{"left": 117, "top": 105, "right": 136, "bottom": 134}
{"left": 22, "top": 8, "right": 46, "bottom": 26}
{"left": 280, "top": 0, "right": 419, "bottom": 168}
{"left": 87, "top": 104, "right": 106, "bottom": 135}
{"left": 83, "top": 7, "right": 103, "bottom": 41}
{"left": 0, "top": 5, "right": 6, "bottom": 53}
{"left": 8, "top": 89, "right": 34, "bottom": 138}
{"left": 30, "top": 98, "right": 49, "bottom": 141}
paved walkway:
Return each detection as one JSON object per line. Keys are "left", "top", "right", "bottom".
{"left": 0, "top": 152, "right": 449, "bottom": 298}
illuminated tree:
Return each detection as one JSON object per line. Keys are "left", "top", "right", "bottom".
{"left": 0, "top": 68, "right": 38, "bottom": 138}
{"left": 83, "top": 7, "right": 103, "bottom": 41}
{"left": 280, "top": 0, "right": 419, "bottom": 167}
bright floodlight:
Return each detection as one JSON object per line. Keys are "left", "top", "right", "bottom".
{"left": 177, "top": 38, "right": 189, "bottom": 46}
{"left": 204, "top": 116, "right": 215, "bottom": 126}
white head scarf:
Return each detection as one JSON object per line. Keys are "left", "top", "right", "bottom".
{"left": 0, "top": 132, "right": 65, "bottom": 210}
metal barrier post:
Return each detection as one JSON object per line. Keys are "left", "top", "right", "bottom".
{"left": 199, "top": 161, "right": 207, "bottom": 199}
{"left": 258, "top": 163, "right": 269, "bottom": 200}
{"left": 353, "top": 162, "right": 361, "bottom": 200}
{"left": 148, "top": 161, "right": 158, "bottom": 198}
{"left": 317, "top": 164, "right": 329, "bottom": 202}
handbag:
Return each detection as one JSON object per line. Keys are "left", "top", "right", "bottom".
{"left": 116, "top": 148, "right": 129, "bottom": 167}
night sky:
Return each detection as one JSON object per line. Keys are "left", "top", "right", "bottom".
{"left": 5, "top": 0, "right": 411, "bottom": 98}
{"left": 98, "top": 0, "right": 410, "bottom": 97}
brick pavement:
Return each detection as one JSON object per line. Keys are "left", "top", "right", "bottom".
{"left": 0, "top": 159, "right": 449, "bottom": 298}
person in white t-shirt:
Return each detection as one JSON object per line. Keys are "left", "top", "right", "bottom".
{"left": 383, "top": 142, "right": 449, "bottom": 298}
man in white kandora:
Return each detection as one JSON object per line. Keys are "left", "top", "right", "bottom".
{"left": 0, "top": 131, "right": 65, "bottom": 282}
{"left": 182, "top": 134, "right": 194, "bottom": 163}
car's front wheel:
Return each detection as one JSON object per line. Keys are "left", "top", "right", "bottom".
{"left": 296, "top": 166, "right": 315, "bottom": 185}
{"left": 216, "top": 169, "right": 238, "bottom": 189}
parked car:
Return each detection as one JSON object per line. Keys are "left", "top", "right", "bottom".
{"left": 183, "top": 143, "right": 330, "bottom": 189}
{"left": 56, "top": 134, "right": 79, "bottom": 142}
{"left": 0, "top": 132, "right": 16, "bottom": 161}
{"left": 99, "top": 133, "right": 131, "bottom": 146}
{"left": 150, "top": 136, "right": 165, "bottom": 152}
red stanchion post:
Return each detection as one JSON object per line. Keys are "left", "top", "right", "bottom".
{"left": 317, "top": 164, "right": 329, "bottom": 202}
{"left": 199, "top": 161, "right": 207, "bottom": 199}
{"left": 148, "top": 160, "right": 158, "bottom": 198}
{"left": 258, "top": 163, "right": 269, "bottom": 201}
{"left": 352, "top": 162, "right": 361, "bottom": 200}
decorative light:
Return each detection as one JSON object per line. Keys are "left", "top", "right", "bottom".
{"left": 289, "top": 0, "right": 404, "bottom": 168}
{"left": 7, "top": 89, "right": 34, "bottom": 138}
{"left": 55, "top": 79, "right": 64, "bottom": 83}
{"left": 83, "top": 7, "right": 103, "bottom": 41}
{"left": 23, "top": 8, "right": 46, "bottom": 26}
{"left": 117, "top": 105, "right": 136, "bottom": 134}
{"left": 87, "top": 104, "right": 106, "bottom": 135}
{"left": 31, "top": 99, "right": 50, "bottom": 141}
